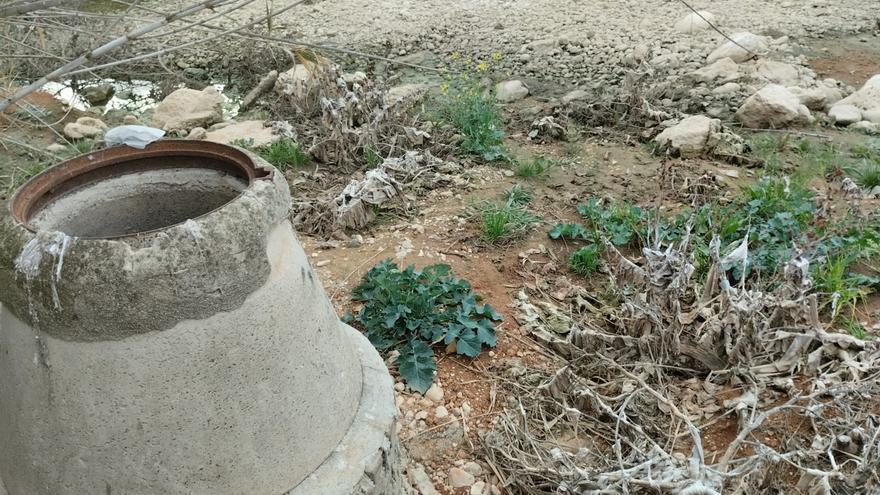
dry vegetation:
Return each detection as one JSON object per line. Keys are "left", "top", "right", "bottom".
{"left": 2, "top": 2, "right": 880, "bottom": 494}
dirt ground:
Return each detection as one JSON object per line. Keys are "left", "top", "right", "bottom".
{"left": 3, "top": 1, "right": 880, "bottom": 492}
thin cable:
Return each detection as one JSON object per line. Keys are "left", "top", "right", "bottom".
{"left": 676, "top": 0, "right": 759, "bottom": 60}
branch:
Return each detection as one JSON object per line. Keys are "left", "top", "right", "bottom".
{"left": 0, "top": 0, "right": 70, "bottom": 17}
{"left": 0, "top": 0, "right": 239, "bottom": 113}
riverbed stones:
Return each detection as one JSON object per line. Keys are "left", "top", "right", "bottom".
{"left": 81, "top": 83, "right": 115, "bottom": 105}
{"left": 151, "top": 86, "right": 224, "bottom": 131}
{"left": 691, "top": 57, "right": 740, "bottom": 83}
{"left": 654, "top": 115, "right": 719, "bottom": 157}
{"left": 448, "top": 467, "right": 475, "bottom": 488}
{"left": 653, "top": 115, "right": 743, "bottom": 157}
{"left": 788, "top": 84, "right": 844, "bottom": 111}
{"left": 828, "top": 74, "right": 880, "bottom": 123}
{"left": 186, "top": 127, "right": 207, "bottom": 140}
{"left": 407, "top": 464, "right": 440, "bottom": 495}
{"left": 205, "top": 120, "right": 279, "bottom": 147}
{"left": 755, "top": 60, "right": 801, "bottom": 86}
{"left": 706, "top": 32, "right": 767, "bottom": 63}
{"left": 674, "top": 11, "right": 716, "bottom": 34}
{"left": 495, "top": 80, "right": 529, "bottom": 102}
{"left": 63, "top": 116, "right": 107, "bottom": 139}
{"left": 828, "top": 104, "right": 862, "bottom": 125}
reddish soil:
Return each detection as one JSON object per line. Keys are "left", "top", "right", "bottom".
{"left": 807, "top": 34, "right": 880, "bottom": 87}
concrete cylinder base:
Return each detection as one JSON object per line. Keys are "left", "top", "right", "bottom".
{"left": 0, "top": 142, "right": 405, "bottom": 495}
{"left": 290, "top": 324, "right": 409, "bottom": 495}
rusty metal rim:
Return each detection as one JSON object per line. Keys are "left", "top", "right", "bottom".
{"left": 9, "top": 140, "right": 273, "bottom": 240}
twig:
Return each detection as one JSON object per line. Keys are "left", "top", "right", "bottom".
{"left": 0, "top": 0, "right": 241, "bottom": 112}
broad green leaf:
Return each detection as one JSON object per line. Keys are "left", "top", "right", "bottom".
{"left": 455, "top": 330, "right": 482, "bottom": 357}
{"left": 442, "top": 324, "right": 463, "bottom": 344}
{"left": 476, "top": 322, "right": 497, "bottom": 348}
{"left": 398, "top": 340, "right": 436, "bottom": 393}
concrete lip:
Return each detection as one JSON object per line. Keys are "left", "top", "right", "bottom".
{"left": 10, "top": 140, "right": 270, "bottom": 239}
{"left": 0, "top": 142, "right": 404, "bottom": 494}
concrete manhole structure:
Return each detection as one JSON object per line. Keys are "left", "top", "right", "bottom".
{"left": 0, "top": 141, "right": 405, "bottom": 495}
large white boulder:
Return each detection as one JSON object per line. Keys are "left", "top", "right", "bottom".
{"left": 828, "top": 104, "right": 863, "bottom": 126}
{"left": 151, "top": 87, "right": 224, "bottom": 131}
{"left": 828, "top": 74, "right": 880, "bottom": 122}
{"left": 735, "top": 84, "right": 812, "bottom": 128}
{"left": 653, "top": 115, "right": 744, "bottom": 157}
{"left": 276, "top": 62, "right": 321, "bottom": 100}
{"left": 63, "top": 116, "right": 108, "bottom": 139}
{"left": 788, "top": 84, "right": 843, "bottom": 111}
{"left": 691, "top": 57, "right": 740, "bottom": 83}
{"left": 495, "top": 80, "right": 529, "bottom": 102}
{"left": 863, "top": 109, "right": 880, "bottom": 124}
{"left": 674, "top": 11, "right": 717, "bottom": 34}
{"left": 707, "top": 32, "right": 767, "bottom": 63}
{"left": 654, "top": 115, "right": 718, "bottom": 157}
{"left": 205, "top": 120, "right": 280, "bottom": 148}
{"left": 755, "top": 60, "right": 801, "bottom": 86}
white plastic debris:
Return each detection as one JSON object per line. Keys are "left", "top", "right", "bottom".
{"left": 104, "top": 125, "right": 165, "bottom": 149}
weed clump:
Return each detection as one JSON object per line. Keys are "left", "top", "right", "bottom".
{"left": 478, "top": 201, "right": 540, "bottom": 244}
{"left": 514, "top": 156, "right": 553, "bottom": 178}
{"left": 503, "top": 183, "right": 532, "bottom": 205}
{"left": 569, "top": 245, "right": 602, "bottom": 275}
{"left": 349, "top": 260, "right": 501, "bottom": 392}
{"left": 851, "top": 160, "right": 880, "bottom": 189}
{"left": 812, "top": 255, "right": 870, "bottom": 320}
{"left": 432, "top": 59, "right": 506, "bottom": 161}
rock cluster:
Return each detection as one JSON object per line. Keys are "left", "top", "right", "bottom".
{"left": 394, "top": 381, "right": 503, "bottom": 495}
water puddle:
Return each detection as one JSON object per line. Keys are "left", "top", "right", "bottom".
{"left": 41, "top": 78, "right": 240, "bottom": 116}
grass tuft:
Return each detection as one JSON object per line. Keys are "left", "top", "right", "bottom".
{"left": 514, "top": 155, "right": 553, "bottom": 178}
{"left": 569, "top": 244, "right": 602, "bottom": 275}
{"left": 851, "top": 160, "right": 880, "bottom": 189}
{"left": 812, "top": 255, "right": 870, "bottom": 320}
{"left": 257, "top": 139, "right": 310, "bottom": 171}
{"left": 503, "top": 184, "right": 532, "bottom": 205}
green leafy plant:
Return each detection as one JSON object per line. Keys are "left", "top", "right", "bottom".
{"left": 576, "top": 198, "right": 649, "bottom": 247}
{"left": 479, "top": 202, "right": 539, "bottom": 243}
{"left": 569, "top": 245, "right": 602, "bottom": 275}
{"left": 748, "top": 135, "right": 787, "bottom": 172}
{"left": 850, "top": 139, "right": 880, "bottom": 160}
{"left": 71, "top": 139, "right": 94, "bottom": 155}
{"left": 792, "top": 140, "right": 840, "bottom": 181}
{"left": 549, "top": 222, "right": 591, "bottom": 241}
{"left": 350, "top": 260, "right": 502, "bottom": 392}
{"left": 668, "top": 178, "right": 816, "bottom": 280}
{"left": 257, "top": 139, "right": 310, "bottom": 170}
{"left": 470, "top": 193, "right": 541, "bottom": 244}
{"left": 433, "top": 68, "right": 506, "bottom": 161}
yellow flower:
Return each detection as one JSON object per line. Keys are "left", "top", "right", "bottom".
{"left": 491, "top": 52, "right": 501, "bottom": 61}
{"left": 464, "top": 58, "right": 473, "bottom": 66}
{"left": 440, "top": 82, "right": 449, "bottom": 93}
{"left": 476, "top": 62, "right": 489, "bottom": 72}
{"left": 451, "top": 51, "right": 460, "bottom": 61}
